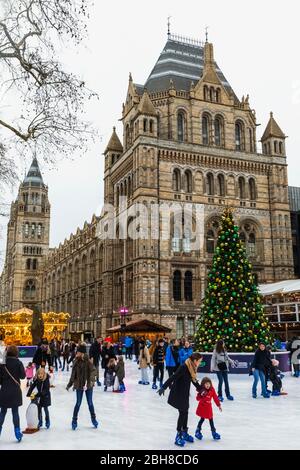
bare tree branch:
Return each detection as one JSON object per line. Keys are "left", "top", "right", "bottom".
{"left": 0, "top": 0, "right": 98, "bottom": 178}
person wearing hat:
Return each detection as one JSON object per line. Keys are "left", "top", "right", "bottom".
{"left": 66, "top": 343, "right": 98, "bottom": 430}
{"left": 251, "top": 342, "right": 272, "bottom": 399}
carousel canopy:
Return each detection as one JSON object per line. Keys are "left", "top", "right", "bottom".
{"left": 107, "top": 319, "right": 171, "bottom": 333}
{"left": 259, "top": 279, "right": 300, "bottom": 296}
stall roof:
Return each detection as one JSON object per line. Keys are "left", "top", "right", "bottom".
{"left": 259, "top": 279, "right": 300, "bottom": 296}
{"left": 107, "top": 319, "right": 171, "bottom": 333}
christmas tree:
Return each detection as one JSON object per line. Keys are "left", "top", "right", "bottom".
{"left": 195, "top": 208, "right": 273, "bottom": 352}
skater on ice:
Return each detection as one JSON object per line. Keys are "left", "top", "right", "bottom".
{"left": 195, "top": 377, "right": 222, "bottom": 441}
{"left": 269, "top": 359, "right": 287, "bottom": 396}
{"left": 152, "top": 338, "right": 165, "bottom": 390}
{"left": 158, "top": 352, "right": 202, "bottom": 447}
{"left": 165, "top": 339, "right": 180, "bottom": 378}
{"left": 211, "top": 339, "right": 235, "bottom": 401}
{"left": 104, "top": 357, "right": 116, "bottom": 391}
{"left": 27, "top": 367, "right": 51, "bottom": 429}
{"left": 251, "top": 342, "right": 272, "bottom": 398}
{"left": 178, "top": 340, "right": 193, "bottom": 365}
{"left": 0, "top": 345, "right": 26, "bottom": 442}
{"left": 114, "top": 355, "right": 126, "bottom": 393}
{"left": 89, "top": 336, "right": 102, "bottom": 386}
{"left": 25, "top": 362, "right": 35, "bottom": 387}
{"left": 137, "top": 339, "right": 151, "bottom": 385}
{"left": 66, "top": 343, "right": 98, "bottom": 430}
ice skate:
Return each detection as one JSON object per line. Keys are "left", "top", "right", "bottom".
{"left": 152, "top": 382, "right": 158, "bottom": 390}
{"left": 71, "top": 419, "right": 77, "bottom": 430}
{"left": 182, "top": 429, "right": 194, "bottom": 443}
{"left": 227, "top": 395, "right": 234, "bottom": 401}
{"left": 195, "top": 428, "right": 203, "bottom": 440}
{"left": 91, "top": 417, "right": 98, "bottom": 428}
{"left": 174, "top": 432, "right": 185, "bottom": 447}
{"left": 212, "top": 431, "right": 221, "bottom": 440}
{"left": 218, "top": 396, "right": 224, "bottom": 402}
{"left": 14, "top": 427, "right": 23, "bottom": 442}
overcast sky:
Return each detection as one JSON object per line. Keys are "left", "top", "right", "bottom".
{"left": 1, "top": 0, "right": 300, "bottom": 268}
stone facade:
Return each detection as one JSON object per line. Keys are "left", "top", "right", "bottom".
{"left": 0, "top": 36, "right": 295, "bottom": 339}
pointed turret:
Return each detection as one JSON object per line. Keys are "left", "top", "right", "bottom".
{"left": 201, "top": 42, "right": 222, "bottom": 85}
{"left": 104, "top": 127, "right": 123, "bottom": 154}
{"left": 137, "top": 89, "right": 157, "bottom": 116}
{"left": 261, "top": 112, "right": 286, "bottom": 141}
{"left": 23, "top": 157, "right": 44, "bottom": 186}
{"left": 261, "top": 112, "right": 286, "bottom": 156}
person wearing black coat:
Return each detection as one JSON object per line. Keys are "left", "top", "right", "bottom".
{"left": 33, "top": 340, "right": 52, "bottom": 369}
{"left": 89, "top": 338, "right": 102, "bottom": 386}
{"left": 152, "top": 339, "right": 165, "bottom": 389}
{"left": 0, "top": 345, "right": 26, "bottom": 442}
{"left": 158, "top": 352, "right": 202, "bottom": 447}
{"left": 251, "top": 342, "right": 272, "bottom": 398}
{"left": 27, "top": 368, "right": 51, "bottom": 428}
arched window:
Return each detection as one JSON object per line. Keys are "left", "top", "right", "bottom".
{"left": 172, "top": 227, "right": 181, "bottom": 252}
{"left": 249, "top": 128, "right": 254, "bottom": 152}
{"left": 26, "top": 259, "right": 31, "bottom": 270}
{"left": 206, "top": 229, "right": 215, "bottom": 254}
{"left": 209, "top": 87, "right": 214, "bottom": 101}
{"left": 172, "top": 169, "right": 181, "bottom": 192}
{"left": 263, "top": 144, "right": 268, "bottom": 155}
{"left": 184, "top": 170, "right": 192, "bottom": 193}
{"left": 177, "top": 112, "right": 186, "bottom": 142}
{"left": 37, "top": 224, "right": 42, "bottom": 237}
{"left": 149, "top": 120, "right": 154, "bottom": 133}
{"left": 202, "top": 115, "right": 209, "bottom": 145}
{"left": 214, "top": 117, "right": 223, "bottom": 147}
{"left": 248, "top": 233, "right": 256, "bottom": 256}
{"left": 249, "top": 178, "right": 256, "bottom": 200}
{"left": 217, "top": 174, "right": 225, "bottom": 197}
{"left": 206, "top": 173, "right": 214, "bottom": 195}
{"left": 126, "top": 124, "right": 130, "bottom": 148}
{"left": 24, "top": 279, "right": 36, "bottom": 299}
{"left": 267, "top": 142, "right": 271, "bottom": 154}
{"left": 279, "top": 142, "right": 283, "bottom": 154}
{"left": 184, "top": 271, "right": 193, "bottom": 301}
{"left": 239, "top": 222, "right": 258, "bottom": 258}
{"left": 31, "top": 223, "right": 36, "bottom": 236}
{"left": 235, "top": 121, "right": 244, "bottom": 151}
{"left": 143, "top": 119, "right": 148, "bottom": 132}
{"left": 238, "top": 176, "right": 246, "bottom": 199}
{"left": 32, "top": 259, "right": 37, "bottom": 270}
{"left": 24, "top": 223, "right": 29, "bottom": 237}
{"left": 90, "top": 250, "right": 96, "bottom": 282}
{"left": 206, "top": 219, "right": 221, "bottom": 255}
{"left": 183, "top": 228, "right": 192, "bottom": 253}
{"left": 128, "top": 177, "right": 132, "bottom": 197}
{"left": 173, "top": 271, "right": 182, "bottom": 301}
{"left": 216, "top": 88, "right": 221, "bottom": 103}
{"left": 274, "top": 141, "right": 278, "bottom": 153}
{"left": 203, "top": 85, "right": 208, "bottom": 101}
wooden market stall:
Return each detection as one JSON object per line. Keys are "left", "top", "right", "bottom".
{"left": 106, "top": 319, "right": 171, "bottom": 343}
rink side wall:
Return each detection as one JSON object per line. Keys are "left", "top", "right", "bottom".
{"left": 198, "top": 351, "right": 291, "bottom": 374}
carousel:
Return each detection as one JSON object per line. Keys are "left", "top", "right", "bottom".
{"left": 0, "top": 308, "right": 70, "bottom": 345}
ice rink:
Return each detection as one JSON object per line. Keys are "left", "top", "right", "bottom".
{"left": 0, "top": 359, "right": 299, "bottom": 450}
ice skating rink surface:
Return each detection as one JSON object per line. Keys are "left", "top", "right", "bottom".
{"left": 0, "top": 360, "right": 299, "bottom": 450}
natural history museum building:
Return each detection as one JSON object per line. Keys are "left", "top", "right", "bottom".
{"left": 0, "top": 34, "right": 294, "bottom": 339}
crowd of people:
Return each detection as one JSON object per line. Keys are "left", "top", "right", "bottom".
{"left": 0, "top": 334, "right": 296, "bottom": 447}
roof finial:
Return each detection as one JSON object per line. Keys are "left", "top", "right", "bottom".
{"left": 167, "top": 16, "right": 171, "bottom": 39}
{"left": 205, "top": 25, "right": 209, "bottom": 43}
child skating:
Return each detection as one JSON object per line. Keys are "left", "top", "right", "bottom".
{"left": 195, "top": 377, "right": 222, "bottom": 441}
{"left": 27, "top": 367, "right": 51, "bottom": 429}
{"left": 25, "top": 362, "right": 35, "bottom": 387}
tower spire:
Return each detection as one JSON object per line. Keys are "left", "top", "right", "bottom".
{"left": 167, "top": 16, "right": 171, "bottom": 39}
{"left": 205, "top": 25, "right": 209, "bottom": 43}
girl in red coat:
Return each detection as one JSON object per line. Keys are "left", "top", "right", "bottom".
{"left": 195, "top": 377, "right": 222, "bottom": 441}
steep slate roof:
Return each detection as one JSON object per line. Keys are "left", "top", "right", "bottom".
{"left": 261, "top": 112, "right": 286, "bottom": 141}
{"left": 23, "top": 157, "right": 44, "bottom": 186}
{"left": 105, "top": 127, "right": 123, "bottom": 153}
{"left": 140, "top": 39, "right": 236, "bottom": 97}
